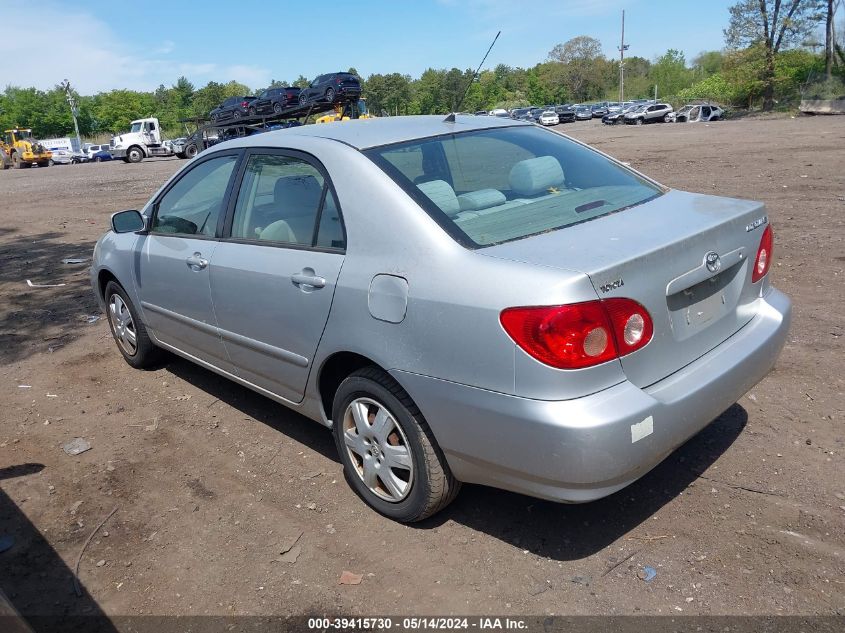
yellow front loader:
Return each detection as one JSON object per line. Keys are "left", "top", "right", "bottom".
{"left": 1, "top": 129, "right": 52, "bottom": 169}
{"left": 315, "top": 99, "right": 375, "bottom": 124}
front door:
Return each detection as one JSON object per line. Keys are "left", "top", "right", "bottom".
{"left": 210, "top": 151, "right": 346, "bottom": 402}
{"left": 136, "top": 152, "right": 240, "bottom": 369}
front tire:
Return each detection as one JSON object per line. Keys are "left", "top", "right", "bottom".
{"left": 332, "top": 367, "right": 460, "bottom": 522}
{"left": 185, "top": 144, "right": 198, "bottom": 159}
{"left": 127, "top": 147, "right": 143, "bottom": 163}
{"left": 104, "top": 281, "right": 162, "bottom": 369}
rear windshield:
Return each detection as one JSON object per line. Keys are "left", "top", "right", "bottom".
{"left": 364, "top": 125, "right": 663, "bottom": 248}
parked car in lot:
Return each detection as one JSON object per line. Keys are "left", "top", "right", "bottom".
{"left": 510, "top": 107, "right": 532, "bottom": 121}
{"left": 624, "top": 102, "right": 674, "bottom": 125}
{"left": 93, "top": 115, "right": 790, "bottom": 522}
{"left": 670, "top": 103, "right": 724, "bottom": 123}
{"left": 90, "top": 149, "right": 113, "bottom": 162}
{"left": 554, "top": 104, "right": 576, "bottom": 122}
{"left": 83, "top": 144, "right": 111, "bottom": 160}
{"left": 603, "top": 104, "right": 644, "bottom": 125}
{"left": 574, "top": 105, "right": 593, "bottom": 121}
{"left": 591, "top": 103, "right": 609, "bottom": 117}
{"left": 48, "top": 149, "right": 87, "bottom": 165}
{"left": 250, "top": 87, "right": 303, "bottom": 115}
{"left": 298, "top": 73, "right": 361, "bottom": 106}
{"left": 538, "top": 110, "right": 559, "bottom": 126}
{"left": 209, "top": 96, "right": 257, "bottom": 122}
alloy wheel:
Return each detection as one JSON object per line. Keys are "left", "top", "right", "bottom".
{"left": 342, "top": 397, "right": 414, "bottom": 502}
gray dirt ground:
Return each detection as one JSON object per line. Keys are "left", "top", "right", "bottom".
{"left": 0, "top": 115, "right": 843, "bottom": 618}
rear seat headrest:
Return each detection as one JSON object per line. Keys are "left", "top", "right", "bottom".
{"left": 509, "top": 156, "right": 565, "bottom": 196}
{"left": 416, "top": 179, "right": 460, "bottom": 217}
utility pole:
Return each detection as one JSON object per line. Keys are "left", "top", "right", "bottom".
{"left": 618, "top": 10, "right": 629, "bottom": 105}
{"left": 60, "top": 79, "right": 83, "bottom": 152}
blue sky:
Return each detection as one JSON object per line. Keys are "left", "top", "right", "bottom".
{"left": 3, "top": 0, "right": 744, "bottom": 93}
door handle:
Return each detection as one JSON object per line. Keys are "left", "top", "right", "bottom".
{"left": 185, "top": 252, "right": 208, "bottom": 271}
{"left": 291, "top": 270, "right": 326, "bottom": 290}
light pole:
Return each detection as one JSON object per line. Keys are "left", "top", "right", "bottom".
{"left": 61, "top": 79, "right": 83, "bottom": 152}
{"left": 618, "top": 10, "right": 630, "bottom": 105}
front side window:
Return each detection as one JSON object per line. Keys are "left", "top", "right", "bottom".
{"left": 366, "top": 126, "right": 662, "bottom": 248}
{"left": 152, "top": 154, "right": 238, "bottom": 236}
{"left": 230, "top": 154, "right": 344, "bottom": 249}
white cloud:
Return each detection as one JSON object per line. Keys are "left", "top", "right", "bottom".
{"left": 0, "top": 3, "right": 271, "bottom": 93}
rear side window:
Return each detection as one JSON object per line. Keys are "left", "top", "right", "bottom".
{"left": 229, "top": 154, "right": 344, "bottom": 249}
{"left": 152, "top": 155, "right": 238, "bottom": 236}
{"left": 365, "top": 126, "right": 662, "bottom": 248}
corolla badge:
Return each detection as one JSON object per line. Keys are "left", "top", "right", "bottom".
{"left": 705, "top": 251, "right": 722, "bottom": 274}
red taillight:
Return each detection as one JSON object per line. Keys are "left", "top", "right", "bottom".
{"left": 751, "top": 225, "right": 773, "bottom": 283}
{"left": 336, "top": 78, "right": 342, "bottom": 84}
{"left": 241, "top": 101, "right": 249, "bottom": 108}
{"left": 500, "top": 298, "right": 653, "bottom": 370}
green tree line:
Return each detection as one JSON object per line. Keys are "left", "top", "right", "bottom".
{"left": 1, "top": 0, "right": 840, "bottom": 139}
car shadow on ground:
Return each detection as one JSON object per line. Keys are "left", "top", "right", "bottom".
{"left": 0, "top": 231, "right": 99, "bottom": 366}
{"left": 163, "top": 355, "right": 747, "bottom": 561}
{"left": 429, "top": 404, "right": 749, "bottom": 560}
{"left": 0, "top": 465, "right": 119, "bottom": 632}
{"left": 164, "top": 357, "right": 340, "bottom": 463}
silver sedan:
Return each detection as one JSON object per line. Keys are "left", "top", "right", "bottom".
{"left": 91, "top": 115, "right": 790, "bottom": 522}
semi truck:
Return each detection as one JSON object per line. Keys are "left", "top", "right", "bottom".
{"left": 110, "top": 118, "right": 186, "bottom": 163}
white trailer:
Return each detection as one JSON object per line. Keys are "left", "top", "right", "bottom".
{"left": 39, "top": 136, "right": 81, "bottom": 153}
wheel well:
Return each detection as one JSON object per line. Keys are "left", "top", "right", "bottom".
{"left": 318, "top": 352, "right": 383, "bottom": 421}
{"left": 97, "top": 269, "right": 119, "bottom": 301}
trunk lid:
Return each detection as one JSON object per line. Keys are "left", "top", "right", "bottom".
{"left": 481, "top": 189, "right": 770, "bottom": 388}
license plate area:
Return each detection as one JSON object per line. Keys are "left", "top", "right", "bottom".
{"left": 666, "top": 261, "right": 743, "bottom": 341}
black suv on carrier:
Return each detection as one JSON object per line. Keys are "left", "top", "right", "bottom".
{"left": 298, "top": 73, "right": 361, "bottom": 106}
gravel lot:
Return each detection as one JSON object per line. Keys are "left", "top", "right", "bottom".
{"left": 0, "top": 115, "right": 843, "bottom": 620}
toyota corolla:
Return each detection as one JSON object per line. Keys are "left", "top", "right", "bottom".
{"left": 91, "top": 115, "right": 790, "bottom": 522}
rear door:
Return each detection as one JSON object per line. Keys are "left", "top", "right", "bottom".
{"left": 209, "top": 149, "right": 345, "bottom": 402}
{"left": 136, "top": 151, "right": 241, "bottom": 370}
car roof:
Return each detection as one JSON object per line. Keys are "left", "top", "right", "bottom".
{"left": 244, "top": 115, "right": 531, "bottom": 150}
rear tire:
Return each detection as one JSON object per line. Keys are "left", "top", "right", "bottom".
{"left": 635, "top": 117, "right": 644, "bottom": 126}
{"left": 325, "top": 87, "right": 335, "bottom": 103}
{"left": 663, "top": 114, "right": 672, "bottom": 123}
{"left": 104, "top": 281, "right": 163, "bottom": 369}
{"left": 232, "top": 110, "right": 242, "bottom": 119}
{"left": 273, "top": 102, "right": 283, "bottom": 114}
{"left": 299, "top": 92, "right": 308, "bottom": 106}
{"left": 332, "top": 367, "right": 460, "bottom": 522}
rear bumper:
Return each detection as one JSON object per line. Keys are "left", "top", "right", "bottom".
{"left": 394, "top": 288, "right": 791, "bottom": 503}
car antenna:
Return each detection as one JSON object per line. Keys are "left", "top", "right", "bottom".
{"left": 444, "top": 30, "right": 501, "bottom": 123}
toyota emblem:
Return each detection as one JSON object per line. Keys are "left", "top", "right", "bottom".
{"left": 705, "top": 251, "right": 722, "bottom": 274}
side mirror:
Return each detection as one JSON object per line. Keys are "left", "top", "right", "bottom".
{"left": 111, "top": 209, "right": 146, "bottom": 233}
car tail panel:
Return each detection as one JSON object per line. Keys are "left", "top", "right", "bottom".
{"left": 481, "top": 190, "right": 773, "bottom": 388}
